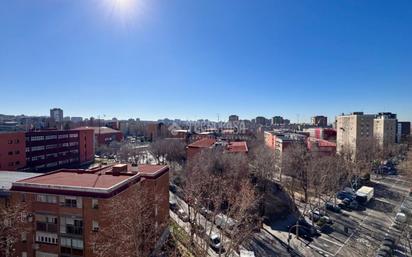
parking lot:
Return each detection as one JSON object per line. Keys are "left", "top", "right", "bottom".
{"left": 301, "top": 155, "right": 412, "bottom": 257}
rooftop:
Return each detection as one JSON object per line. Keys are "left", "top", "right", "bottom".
{"left": 226, "top": 141, "right": 248, "bottom": 153}
{"left": 11, "top": 164, "right": 168, "bottom": 197}
{"left": 187, "top": 138, "right": 216, "bottom": 148}
{"left": 0, "top": 171, "right": 40, "bottom": 192}
{"left": 76, "top": 126, "right": 122, "bottom": 134}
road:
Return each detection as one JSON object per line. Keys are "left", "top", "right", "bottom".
{"left": 170, "top": 192, "right": 299, "bottom": 257}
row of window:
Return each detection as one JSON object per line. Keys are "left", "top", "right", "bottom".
{"left": 28, "top": 134, "right": 79, "bottom": 142}
{"left": 8, "top": 150, "right": 20, "bottom": 155}
{"left": 7, "top": 139, "right": 20, "bottom": 144}
{"left": 3, "top": 161, "right": 21, "bottom": 167}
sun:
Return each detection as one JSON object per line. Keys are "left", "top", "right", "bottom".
{"left": 100, "top": 0, "right": 146, "bottom": 26}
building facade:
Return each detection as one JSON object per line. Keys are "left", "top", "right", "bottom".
{"left": 25, "top": 129, "right": 94, "bottom": 171}
{"left": 50, "top": 109, "right": 64, "bottom": 123}
{"left": 373, "top": 113, "right": 397, "bottom": 148}
{"left": 271, "top": 116, "right": 284, "bottom": 125}
{"left": 311, "top": 116, "right": 328, "bottom": 127}
{"left": 336, "top": 112, "right": 375, "bottom": 156}
{"left": 0, "top": 132, "right": 26, "bottom": 170}
{"left": 397, "top": 121, "right": 411, "bottom": 143}
{"left": 10, "top": 164, "right": 169, "bottom": 257}
{"left": 228, "top": 115, "right": 239, "bottom": 122}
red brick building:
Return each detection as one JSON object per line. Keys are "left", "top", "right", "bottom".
{"left": 186, "top": 138, "right": 217, "bottom": 160}
{"left": 306, "top": 137, "right": 336, "bottom": 157}
{"left": 0, "top": 132, "right": 26, "bottom": 170}
{"left": 10, "top": 164, "right": 169, "bottom": 257}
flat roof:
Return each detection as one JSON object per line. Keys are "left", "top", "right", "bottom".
{"left": 226, "top": 141, "right": 248, "bottom": 153}
{"left": 76, "top": 126, "right": 122, "bottom": 134}
{"left": 0, "top": 171, "right": 40, "bottom": 191}
{"left": 11, "top": 164, "right": 168, "bottom": 197}
{"left": 187, "top": 138, "right": 216, "bottom": 148}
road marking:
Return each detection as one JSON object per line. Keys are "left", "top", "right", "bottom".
{"left": 319, "top": 236, "right": 343, "bottom": 247}
{"left": 334, "top": 213, "right": 369, "bottom": 256}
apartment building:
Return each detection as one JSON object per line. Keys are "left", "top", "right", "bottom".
{"left": 336, "top": 112, "right": 399, "bottom": 157}
{"left": 0, "top": 132, "right": 26, "bottom": 170}
{"left": 336, "top": 112, "right": 375, "bottom": 156}
{"left": 50, "top": 108, "right": 64, "bottom": 123}
{"left": 10, "top": 164, "right": 169, "bottom": 257}
{"left": 311, "top": 116, "right": 328, "bottom": 127}
{"left": 373, "top": 113, "right": 397, "bottom": 148}
{"left": 25, "top": 128, "right": 94, "bottom": 171}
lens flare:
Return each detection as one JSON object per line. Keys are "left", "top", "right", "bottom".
{"left": 101, "top": 0, "right": 147, "bottom": 28}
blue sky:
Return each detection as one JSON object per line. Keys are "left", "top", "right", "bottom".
{"left": 0, "top": 0, "right": 411, "bottom": 122}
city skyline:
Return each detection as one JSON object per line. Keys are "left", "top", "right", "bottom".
{"left": 1, "top": 0, "right": 411, "bottom": 122}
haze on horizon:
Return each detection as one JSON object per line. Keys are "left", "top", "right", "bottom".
{"left": 0, "top": 0, "right": 411, "bottom": 122}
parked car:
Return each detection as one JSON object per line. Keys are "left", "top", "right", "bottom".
{"left": 325, "top": 202, "right": 342, "bottom": 213}
{"left": 169, "top": 200, "right": 178, "bottom": 212}
{"left": 337, "top": 191, "right": 355, "bottom": 201}
{"left": 208, "top": 232, "right": 224, "bottom": 253}
{"left": 200, "top": 207, "right": 213, "bottom": 219}
{"left": 309, "top": 210, "right": 331, "bottom": 224}
{"left": 338, "top": 198, "right": 360, "bottom": 210}
{"left": 169, "top": 184, "right": 177, "bottom": 193}
{"left": 177, "top": 209, "right": 189, "bottom": 222}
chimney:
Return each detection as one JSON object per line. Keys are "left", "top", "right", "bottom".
{"left": 112, "top": 164, "right": 128, "bottom": 176}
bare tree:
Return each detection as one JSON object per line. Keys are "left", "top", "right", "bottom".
{"left": 282, "top": 142, "right": 312, "bottom": 203}
{"left": 91, "top": 185, "right": 166, "bottom": 257}
{"left": 0, "top": 199, "right": 29, "bottom": 257}
{"left": 183, "top": 149, "right": 259, "bottom": 257}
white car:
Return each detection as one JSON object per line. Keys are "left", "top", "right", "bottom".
{"left": 208, "top": 232, "right": 224, "bottom": 252}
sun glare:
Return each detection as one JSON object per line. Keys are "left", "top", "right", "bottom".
{"left": 101, "top": 0, "right": 146, "bottom": 27}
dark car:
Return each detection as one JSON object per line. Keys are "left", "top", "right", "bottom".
{"left": 289, "top": 225, "right": 318, "bottom": 240}
{"left": 169, "top": 184, "right": 177, "bottom": 193}
{"left": 337, "top": 192, "right": 355, "bottom": 201}
{"left": 325, "top": 202, "right": 342, "bottom": 213}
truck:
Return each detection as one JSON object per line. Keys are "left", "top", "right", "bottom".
{"left": 355, "top": 186, "right": 374, "bottom": 204}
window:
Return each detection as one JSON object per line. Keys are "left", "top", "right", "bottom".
{"left": 35, "top": 231, "right": 58, "bottom": 245}
{"left": 60, "top": 217, "right": 83, "bottom": 235}
{"left": 46, "top": 162, "right": 58, "bottom": 168}
{"left": 60, "top": 237, "right": 84, "bottom": 249}
{"left": 92, "top": 220, "right": 99, "bottom": 232}
{"left": 15, "top": 150, "right": 20, "bottom": 154}
{"left": 46, "top": 153, "right": 58, "bottom": 158}
{"left": 46, "top": 144, "right": 57, "bottom": 150}
{"left": 69, "top": 133, "right": 78, "bottom": 138}
{"left": 45, "top": 135, "right": 57, "bottom": 140}
{"left": 32, "top": 155, "right": 45, "bottom": 161}
{"left": 92, "top": 199, "right": 99, "bottom": 209}
{"left": 8, "top": 139, "right": 13, "bottom": 144}
{"left": 36, "top": 194, "right": 57, "bottom": 204}
{"left": 15, "top": 139, "right": 20, "bottom": 144}
{"left": 60, "top": 196, "right": 82, "bottom": 208}
{"left": 22, "top": 252, "right": 27, "bottom": 257}
{"left": 21, "top": 232, "right": 27, "bottom": 242}
{"left": 8, "top": 151, "right": 13, "bottom": 155}
{"left": 26, "top": 147, "right": 30, "bottom": 153}
{"left": 31, "top": 136, "right": 45, "bottom": 141}
{"left": 31, "top": 146, "right": 45, "bottom": 152}
{"left": 58, "top": 134, "right": 69, "bottom": 139}
{"left": 69, "top": 142, "right": 78, "bottom": 146}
